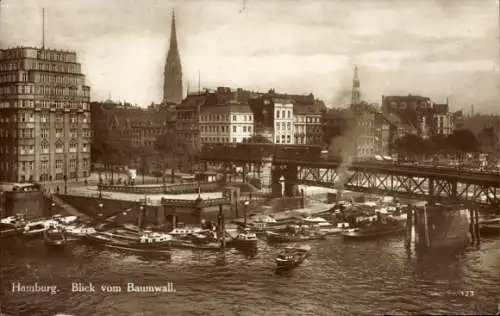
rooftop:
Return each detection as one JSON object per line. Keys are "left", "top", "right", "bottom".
{"left": 200, "top": 103, "right": 252, "bottom": 114}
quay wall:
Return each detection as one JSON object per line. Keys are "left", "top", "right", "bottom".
{"left": 4, "top": 190, "right": 48, "bottom": 220}
{"left": 98, "top": 182, "right": 222, "bottom": 195}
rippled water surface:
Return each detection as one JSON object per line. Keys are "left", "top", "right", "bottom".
{"left": 1, "top": 236, "right": 499, "bottom": 316}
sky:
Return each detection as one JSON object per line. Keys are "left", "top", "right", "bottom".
{"left": 1, "top": 0, "right": 499, "bottom": 112}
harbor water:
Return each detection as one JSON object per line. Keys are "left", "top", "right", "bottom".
{"left": 1, "top": 235, "right": 499, "bottom": 315}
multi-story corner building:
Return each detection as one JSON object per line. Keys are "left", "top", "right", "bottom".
{"left": 199, "top": 102, "right": 254, "bottom": 144}
{"left": 0, "top": 47, "right": 91, "bottom": 182}
{"left": 381, "top": 95, "right": 456, "bottom": 138}
{"left": 273, "top": 99, "right": 294, "bottom": 144}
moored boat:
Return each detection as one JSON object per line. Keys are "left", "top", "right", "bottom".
{"left": 85, "top": 229, "right": 172, "bottom": 253}
{"left": 266, "top": 224, "right": 326, "bottom": 243}
{"left": 22, "top": 221, "right": 50, "bottom": 238}
{"left": 275, "top": 244, "right": 311, "bottom": 271}
{"left": 44, "top": 227, "right": 67, "bottom": 248}
{"left": 341, "top": 215, "right": 405, "bottom": 240}
{"left": 168, "top": 226, "right": 205, "bottom": 240}
{"left": 267, "top": 231, "right": 326, "bottom": 243}
{"left": 228, "top": 228, "right": 258, "bottom": 249}
{"left": 479, "top": 217, "right": 500, "bottom": 237}
{"left": 0, "top": 222, "right": 21, "bottom": 238}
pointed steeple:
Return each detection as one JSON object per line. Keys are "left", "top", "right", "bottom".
{"left": 169, "top": 10, "right": 178, "bottom": 55}
{"left": 163, "top": 9, "right": 183, "bottom": 105}
{"left": 351, "top": 66, "right": 361, "bottom": 107}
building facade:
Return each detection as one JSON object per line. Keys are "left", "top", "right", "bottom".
{"left": 199, "top": 103, "right": 254, "bottom": 144}
{"left": 273, "top": 99, "right": 294, "bottom": 144}
{"left": 294, "top": 106, "right": 322, "bottom": 145}
{"left": 381, "top": 95, "right": 456, "bottom": 139}
{"left": 0, "top": 47, "right": 91, "bottom": 182}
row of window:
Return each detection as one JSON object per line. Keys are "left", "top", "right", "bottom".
{"left": 294, "top": 116, "right": 321, "bottom": 123}
{"left": 0, "top": 143, "right": 89, "bottom": 154}
{"left": 0, "top": 100, "right": 90, "bottom": 110}
{"left": 0, "top": 128, "right": 90, "bottom": 138}
{"left": 199, "top": 114, "right": 253, "bottom": 122}
{"left": 2, "top": 158, "right": 90, "bottom": 172}
{"left": 0, "top": 49, "right": 76, "bottom": 62}
{"left": 0, "top": 59, "right": 81, "bottom": 74}
{"left": 200, "top": 125, "right": 253, "bottom": 133}
{"left": 0, "top": 112, "right": 90, "bottom": 123}
{"left": 35, "top": 73, "right": 84, "bottom": 86}
{"left": 200, "top": 137, "right": 249, "bottom": 143}
{"left": 276, "top": 109, "right": 292, "bottom": 119}
{"left": 276, "top": 122, "right": 292, "bottom": 130}
{"left": 275, "top": 135, "right": 292, "bottom": 144}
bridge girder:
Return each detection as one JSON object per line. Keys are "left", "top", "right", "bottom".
{"left": 297, "top": 166, "right": 500, "bottom": 209}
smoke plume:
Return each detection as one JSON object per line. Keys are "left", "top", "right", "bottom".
{"left": 328, "top": 110, "right": 362, "bottom": 202}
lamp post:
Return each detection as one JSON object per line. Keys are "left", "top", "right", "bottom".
{"left": 50, "top": 200, "right": 55, "bottom": 215}
{"left": 98, "top": 203, "right": 103, "bottom": 218}
{"left": 139, "top": 205, "right": 144, "bottom": 229}
{"left": 243, "top": 200, "right": 250, "bottom": 227}
{"left": 63, "top": 174, "right": 67, "bottom": 194}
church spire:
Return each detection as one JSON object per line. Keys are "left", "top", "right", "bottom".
{"left": 351, "top": 66, "right": 361, "bottom": 107}
{"left": 163, "top": 9, "right": 183, "bottom": 105}
{"left": 169, "top": 10, "right": 178, "bottom": 55}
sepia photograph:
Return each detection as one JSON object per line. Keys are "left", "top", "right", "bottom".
{"left": 0, "top": 0, "right": 499, "bottom": 315}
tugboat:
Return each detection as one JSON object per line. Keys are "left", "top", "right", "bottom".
{"left": 229, "top": 227, "right": 258, "bottom": 250}
{"left": 341, "top": 212, "right": 405, "bottom": 240}
{"left": 44, "top": 226, "right": 67, "bottom": 249}
{"left": 275, "top": 244, "right": 311, "bottom": 271}
{"left": 267, "top": 225, "right": 326, "bottom": 243}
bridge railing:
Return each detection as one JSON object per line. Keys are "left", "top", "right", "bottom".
{"left": 160, "top": 197, "right": 231, "bottom": 207}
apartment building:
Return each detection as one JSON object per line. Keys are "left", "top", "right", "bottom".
{"left": 0, "top": 47, "right": 91, "bottom": 182}
{"left": 273, "top": 99, "right": 294, "bottom": 144}
{"left": 199, "top": 103, "right": 254, "bottom": 144}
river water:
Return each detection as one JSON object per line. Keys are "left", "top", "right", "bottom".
{"left": 1, "top": 235, "right": 499, "bottom": 316}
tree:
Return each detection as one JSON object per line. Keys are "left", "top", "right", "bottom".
{"left": 246, "top": 134, "right": 272, "bottom": 144}
{"left": 155, "top": 132, "right": 177, "bottom": 182}
{"left": 427, "top": 134, "right": 450, "bottom": 158}
{"left": 393, "top": 134, "right": 426, "bottom": 160}
{"left": 447, "top": 129, "right": 479, "bottom": 162}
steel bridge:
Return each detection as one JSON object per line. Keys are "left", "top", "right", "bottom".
{"left": 198, "top": 147, "right": 500, "bottom": 210}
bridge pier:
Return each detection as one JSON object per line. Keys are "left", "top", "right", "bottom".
{"left": 405, "top": 204, "right": 413, "bottom": 249}
{"left": 414, "top": 204, "right": 471, "bottom": 251}
{"left": 271, "top": 164, "right": 298, "bottom": 198}
{"left": 468, "top": 208, "right": 480, "bottom": 246}
{"left": 260, "top": 156, "right": 273, "bottom": 194}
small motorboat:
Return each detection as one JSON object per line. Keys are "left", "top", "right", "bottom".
{"left": 229, "top": 228, "right": 258, "bottom": 249}
{"left": 44, "top": 227, "right": 67, "bottom": 248}
{"left": 275, "top": 244, "right": 311, "bottom": 271}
